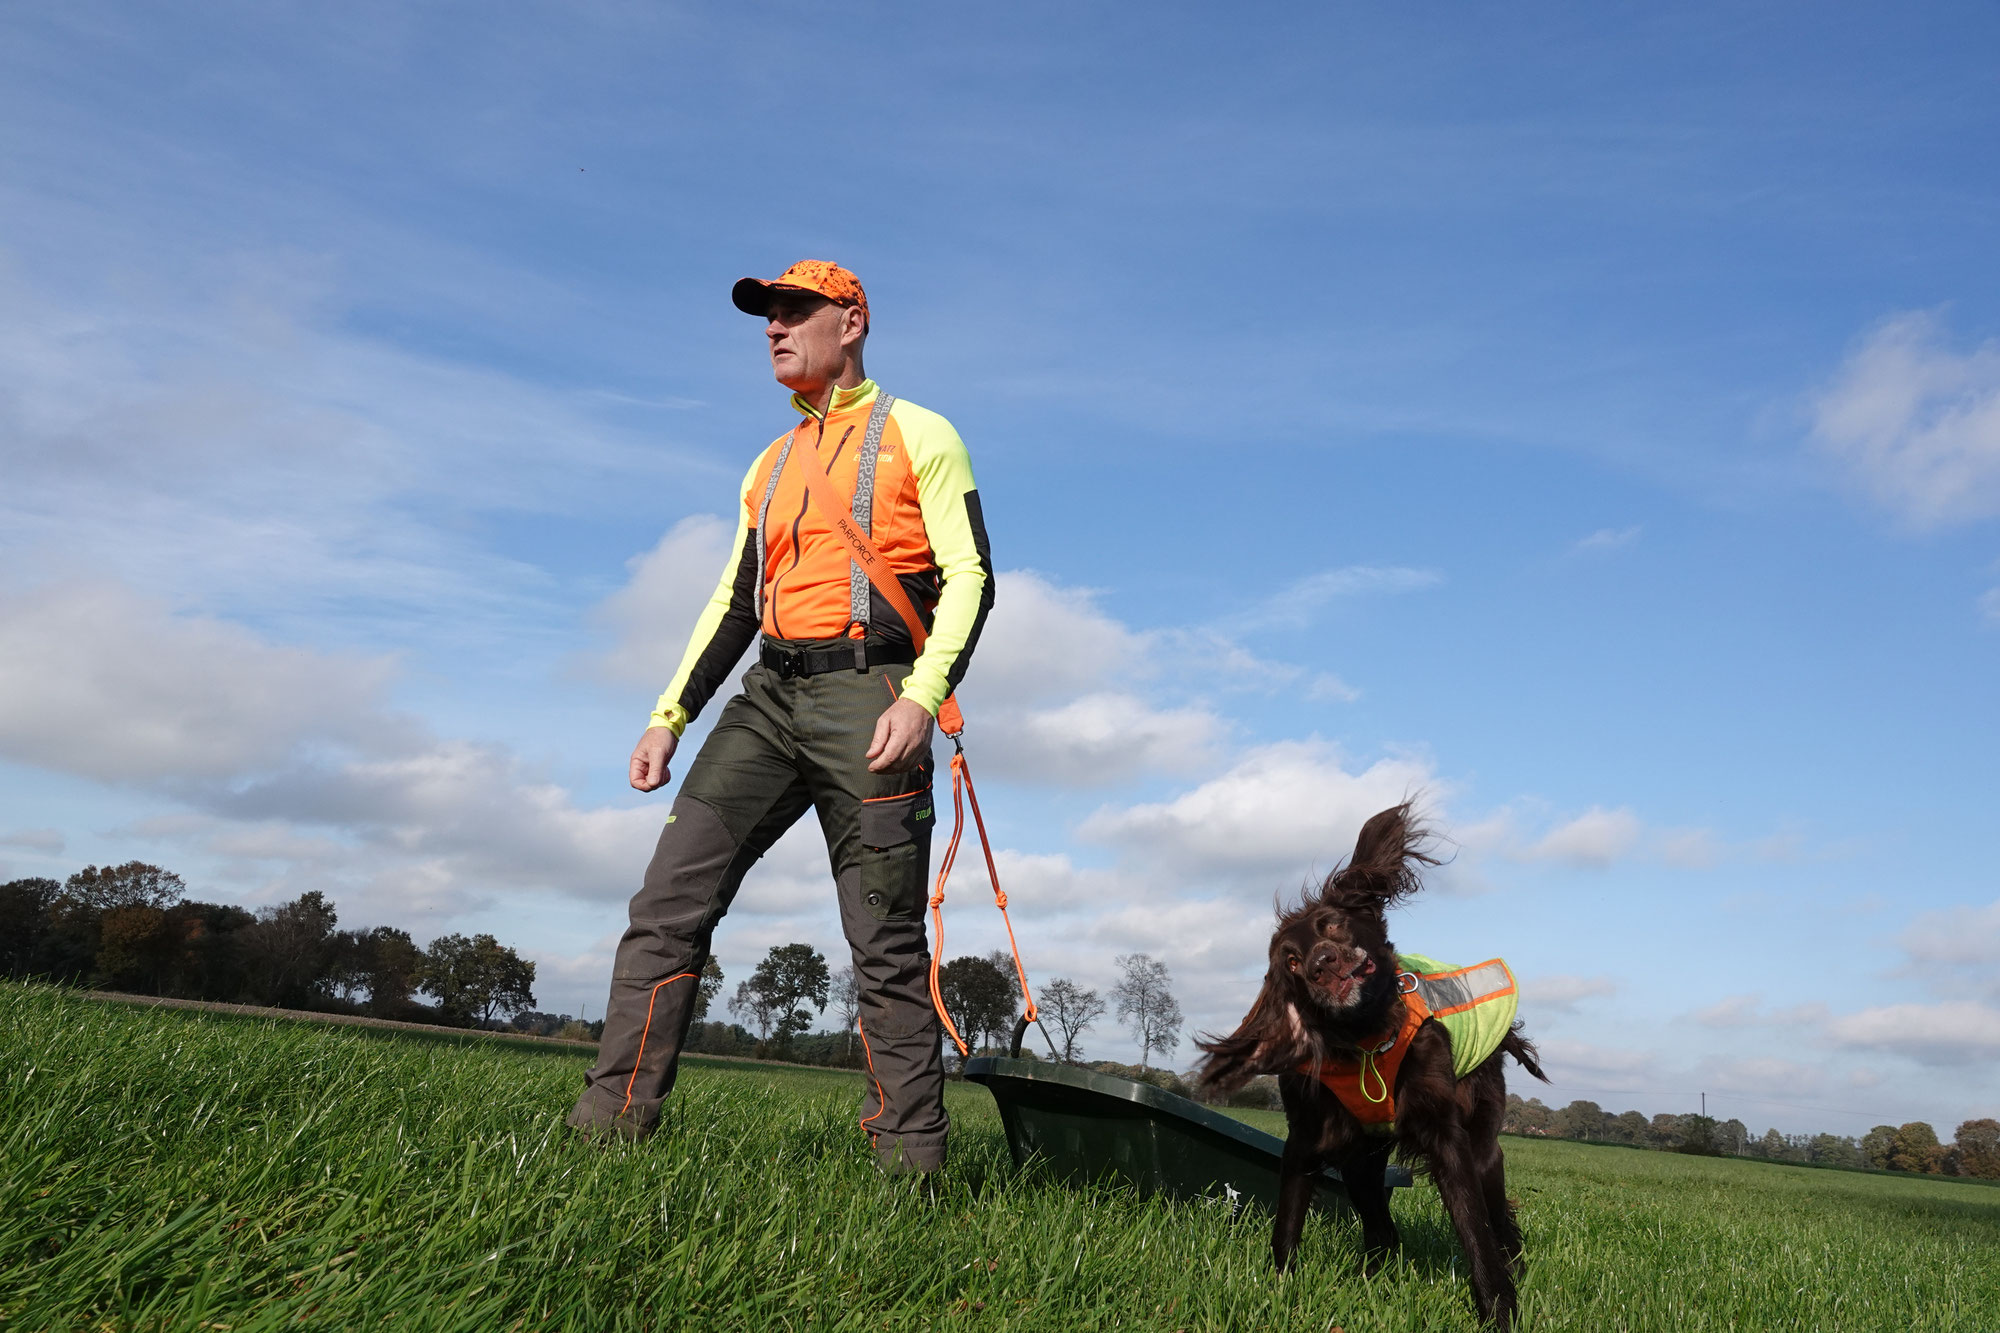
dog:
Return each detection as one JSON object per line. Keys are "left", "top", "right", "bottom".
{"left": 1196, "top": 802, "right": 1547, "bottom": 1329}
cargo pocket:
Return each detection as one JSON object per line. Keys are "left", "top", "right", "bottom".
{"left": 858, "top": 788, "right": 934, "bottom": 921}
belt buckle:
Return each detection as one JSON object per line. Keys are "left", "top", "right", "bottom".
{"left": 766, "top": 645, "right": 802, "bottom": 679}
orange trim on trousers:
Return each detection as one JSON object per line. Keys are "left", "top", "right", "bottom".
{"left": 620, "top": 971, "right": 698, "bottom": 1116}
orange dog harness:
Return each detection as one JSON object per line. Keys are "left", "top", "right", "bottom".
{"left": 1305, "top": 985, "right": 1433, "bottom": 1131}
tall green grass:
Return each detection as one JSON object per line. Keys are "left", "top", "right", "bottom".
{"left": 2, "top": 983, "right": 1994, "bottom": 1330}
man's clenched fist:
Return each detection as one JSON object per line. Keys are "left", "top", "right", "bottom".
{"left": 630, "top": 726, "right": 678, "bottom": 792}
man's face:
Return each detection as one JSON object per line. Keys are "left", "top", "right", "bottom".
{"left": 766, "top": 292, "right": 858, "bottom": 394}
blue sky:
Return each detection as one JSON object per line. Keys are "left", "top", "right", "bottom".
{"left": 3, "top": 2, "right": 1997, "bottom": 1137}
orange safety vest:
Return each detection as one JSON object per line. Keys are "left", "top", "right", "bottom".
{"left": 1302, "top": 989, "right": 1433, "bottom": 1132}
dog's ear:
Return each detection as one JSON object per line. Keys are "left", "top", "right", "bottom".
{"left": 1320, "top": 801, "right": 1438, "bottom": 911}
{"left": 1196, "top": 975, "right": 1319, "bottom": 1098}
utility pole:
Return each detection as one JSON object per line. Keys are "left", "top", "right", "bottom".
{"left": 1701, "top": 1091, "right": 1706, "bottom": 1118}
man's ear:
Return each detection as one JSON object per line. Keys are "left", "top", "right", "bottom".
{"left": 839, "top": 304, "right": 868, "bottom": 348}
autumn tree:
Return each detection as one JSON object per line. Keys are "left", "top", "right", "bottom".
{"left": 64, "top": 862, "right": 186, "bottom": 912}
{"left": 939, "top": 955, "right": 1015, "bottom": 1058}
{"left": 1112, "top": 953, "right": 1183, "bottom": 1072}
{"left": 1554, "top": 1100, "right": 1604, "bottom": 1142}
{"left": 1039, "top": 977, "right": 1105, "bottom": 1063}
{"left": 238, "top": 891, "right": 340, "bottom": 1008}
{"left": 1890, "top": 1122, "right": 1943, "bottom": 1174}
{"left": 0, "top": 878, "right": 62, "bottom": 977}
{"left": 1953, "top": 1118, "right": 2000, "bottom": 1180}
{"left": 356, "top": 926, "right": 424, "bottom": 1016}
{"left": 736, "top": 943, "right": 830, "bottom": 1045}
{"left": 420, "top": 932, "right": 537, "bottom": 1026}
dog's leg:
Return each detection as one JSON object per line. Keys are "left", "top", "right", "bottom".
{"left": 1479, "top": 1140, "right": 1523, "bottom": 1276}
{"left": 1272, "top": 1132, "right": 1320, "bottom": 1272}
{"left": 1427, "top": 1126, "right": 1516, "bottom": 1329}
{"left": 1467, "top": 1061, "right": 1523, "bottom": 1275}
{"left": 1337, "top": 1139, "right": 1399, "bottom": 1274}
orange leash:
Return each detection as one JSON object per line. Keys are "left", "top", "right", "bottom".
{"left": 785, "top": 395, "right": 1028, "bottom": 1054}
{"left": 926, "top": 736, "right": 1040, "bottom": 1058}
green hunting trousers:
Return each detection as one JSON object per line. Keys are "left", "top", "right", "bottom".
{"left": 568, "top": 648, "right": 948, "bottom": 1171}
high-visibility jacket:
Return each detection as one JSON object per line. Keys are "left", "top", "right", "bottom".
{"left": 650, "top": 380, "right": 993, "bottom": 734}
{"left": 1303, "top": 955, "right": 1519, "bottom": 1133}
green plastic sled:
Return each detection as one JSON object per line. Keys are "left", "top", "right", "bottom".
{"left": 962, "top": 1055, "right": 1413, "bottom": 1217}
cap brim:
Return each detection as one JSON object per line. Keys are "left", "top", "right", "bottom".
{"left": 731, "top": 277, "right": 778, "bottom": 316}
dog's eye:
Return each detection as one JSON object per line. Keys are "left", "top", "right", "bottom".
{"left": 1287, "top": 956, "right": 1300, "bottom": 973}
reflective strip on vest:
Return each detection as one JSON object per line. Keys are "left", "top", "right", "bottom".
{"left": 848, "top": 392, "right": 896, "bottom": 630}
{"left": 753, "top": 434, "right": 797, "bottom": 622}
{"left": 754, "top": 390, "right": 898, "bottom": 631}
{"left": 1414, "top": 959, "right": 1515, "bottom": 1017}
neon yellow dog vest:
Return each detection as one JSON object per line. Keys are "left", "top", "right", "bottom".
{"left": 1303, "top": 954, "right": 1519, "bottom": 1132}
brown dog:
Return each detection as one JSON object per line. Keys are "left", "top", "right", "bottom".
{"left": 1197, "top": 803, "right": 1546, "bottom": 1329}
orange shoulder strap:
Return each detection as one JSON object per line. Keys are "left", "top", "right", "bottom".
{"left": 787, "top": 405, "right": 963, "bottom": 736}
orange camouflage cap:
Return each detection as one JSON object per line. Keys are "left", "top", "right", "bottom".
{"left": 731, "top": 259, "right": 869, "bottom": 324}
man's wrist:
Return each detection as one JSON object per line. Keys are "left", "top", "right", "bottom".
{"left": 647, "top": 706, "right": 689, "bottom": 737}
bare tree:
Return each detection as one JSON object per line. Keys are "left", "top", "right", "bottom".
{"left": 730, "top": 978, "right": 776, "bottom": 1038}
{"left": 830, "top": 965, "right": 860, "bottom": 1058}
{"left": 695, "top": 956, "right": 724, "bottom": 1019}
{"left": 1111, "top": 953, "right": 1183, "bottom": 1072}
{"left": 1040, "top": 977, "right": 1105, "bottom": 1063}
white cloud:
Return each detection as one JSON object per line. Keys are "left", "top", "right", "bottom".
{"left": 1078, "top": 739, "right": 1436, "bottom": 883}
{"left": 1825, "top": 1001, "right": 2000, "bottom": 1066}
{"left": 1897, "top": 899, "right": 2000, "bottom": 1000}
{"left": 590, "top": 515, "right": 743, "bottom": 687}
{"left": 1522, "top": 806, "right": 1642, "bottom": 868}
{"left": 1232, "top": 564, "right": 1443, "bottom": 633}
{"left": 1691, "top": 993, "right": 1828, "bottom": 1029}
{"left": 1535, "top": 1037, "right": 1658, "bottom": 1081}
{"left": 590, "top": 560, "right": 1232, "bottom": 786}
{"left": 1692, "top": 994, "right": 1764, "bottom": 1029}
{"left": 1810, "top": 309, "right": 2000, "bottom": 528}
{"left": 0, "top": 579, "right": 408, "bottom": 783}
{"left": 1527, "top": 973, "right": 1617, "bottom": 1014}
{"left": 1655, "top": 827, "right": 1721, "bottom": 869}
{"left": 0, "top": 828, "right": 65, "bottom": 854}
{"left": 1570, "top": 526, "right": 1641, "bottom": 555}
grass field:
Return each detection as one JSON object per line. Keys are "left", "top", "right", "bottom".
{"left": 3, "top": 983, "right": 1996, "bottom": 1331}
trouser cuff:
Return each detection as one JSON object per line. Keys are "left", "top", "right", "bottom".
{"left": 871, "top": 1130, "right": 947, "bottom": 1174}
{"left": 567, "top": 1082, "right": 660, "bottom": 1141}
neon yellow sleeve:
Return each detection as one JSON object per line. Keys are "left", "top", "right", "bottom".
{"left": 892, "top": 399, "right": 994, "bottom": 715}
{"left": 647, "top": 457, "right": 765, "bottom": 735}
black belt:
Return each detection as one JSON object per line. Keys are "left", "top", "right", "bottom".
{"left": 759, "top": 638, "right": 915, "bottom": 679}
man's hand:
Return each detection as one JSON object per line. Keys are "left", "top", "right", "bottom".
{"left": 866, "top": 697, "right": 934, "bottom": 774}
{"left": 630, "top": 726, "right": 678, "bottom": 792}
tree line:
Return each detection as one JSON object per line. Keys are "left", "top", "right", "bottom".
{"left": 1, "top": 864, "right": 538, "bottom": 1029}
{"left": 2, "top": 868, "right": 1203, "bottom": 1082}
{"left": 1501, "top": 1094, "right": 2000, "bottom": 1180}
{"left": 685, "top": 943, "right": 1188, "bottom": 1086}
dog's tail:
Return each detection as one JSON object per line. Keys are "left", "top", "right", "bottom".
{"left": 1501, "top": 1023, "right": 1549, "bottom": 1083}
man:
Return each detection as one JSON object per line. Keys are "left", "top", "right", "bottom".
{"left": 568, "top": 260, "right": 994, "bottom": 1173}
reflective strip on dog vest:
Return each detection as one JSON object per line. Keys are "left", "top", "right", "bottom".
{"left": 1399, "top": 954, "right": 1518, "bottom": 1079}
{"left": 754, "top": 391, "right": 897, "bottom": 630}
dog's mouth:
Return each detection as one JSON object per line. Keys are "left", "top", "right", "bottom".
{"left": 1305, "top": 953, "right": 1376, "bottom": 1008}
